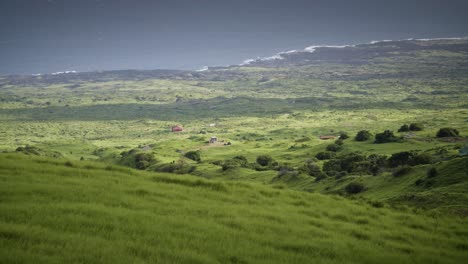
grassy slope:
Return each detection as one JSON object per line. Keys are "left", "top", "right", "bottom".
{"left": 1, "top": 153, "right": 467, "bottom": 264}
{"left": 308, "top": 157, "right": 468, "bottom": 214}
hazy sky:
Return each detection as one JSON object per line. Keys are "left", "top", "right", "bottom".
{"left": 1, "top": 0, "right": 467, "bottom": 75}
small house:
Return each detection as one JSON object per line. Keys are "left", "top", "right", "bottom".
{"left": 319, "top": 135, "right": 336, "bottom": 140}
{"left": 209, "top": 136, "right": 218, "bottom": 143}
{"left": 171, "top": 125, "right": 183, "bottom": 132}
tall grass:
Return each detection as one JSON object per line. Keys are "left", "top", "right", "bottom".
{"left": 0, "top": 153, "right": 467, "bottom": 263}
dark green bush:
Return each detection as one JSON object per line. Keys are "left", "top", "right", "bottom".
{"left": 392, "top": 165, "right": 412, "bottom": 177}
{"left": 156, "top": 160, "right": 196, "bottom": 174}
{"left": 335, "top": 171, "right": 348, "bottom": 179}
{"left": 388, "top": 151, "right": 415, "bottom": 167}
{"left": 222, "top": 159, "right": 240, "bottom": 171}
{"left": 345, "top": 182, "right": 365, "bottom": 194}
{"left": 256, "top": 155, "right": 273, "bottom": 166}
{"left": 323, "top": 159, "right": 342, "bottom": 172}
{"left": 374, "top": 130, "right": 399, "bottom": 144}
{"left": 427, "top": 167, "right": 438, "bottom": 178}
{"left": 315, "top": 173, "right": 328, "bottom": 182}
{"left": 413, "top": 153, "right": 432, "bottom": 165}
{"left": 184, "top": 151, "right": 201, "bottom": 162}
{"left": 335, "top": 139, "right": 344, "bottom": 145}
{"left": 388, "top": 151, "right": 432, "bottom": 167}
{"left": 436, "top": 127, "right": 460, "bottom": 137}
{"left": 409, "top": 123, "right": 423, "bottom": 131}
{"left": 326, "top": 143, "right": 343, "bottom": 152}
{"left": 232, "top": 155, "right": 248, "bottom": 166}
{"left": 355, "top": 130, "right": 372, "bottom": 141}
{"left": 398, "top": 124, "right": 410, "bottom": 132}
{"left": 339, "top": 132, "right": 349, "bottom": 140}
{"left": 315, "top": 151, "right": 336, "bottom": 160}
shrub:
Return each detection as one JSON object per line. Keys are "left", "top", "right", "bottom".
{"left": 388, "top": 151, "right": 432, "bottom": 167}
{"left": 339, "top": 152, "right": 367, "bottom": 173}
{"left": 355, "top": 130, "right": 372, "bottom": 141}
{"left": 415, "top": 178, "right": 424, "bottom": 186}
{"left": 388, "top": 151, "right": 415, "bottom": 167}
{"left": 315, "top": 173, "right": 328, "bottom": 182}
{"left": 222, "top": 159, "right": 240, "bottom": 171}
{"left": 326, "top": 143, "right": 343, "bottom": 152}
{"left": 335, "top": 171, "right": 348, "bottom": 179}
{"left": 256, "top": 155, "right": 273, "bottom": 166}
{"left": 436, "top": 127, "right": 460, "bottom": 137}
{"left": 339, "top": 132, "right": 349, "bottom": 140}
{"left": 369, "top": 201, "right": 384, "bottom": 208}
{"left": 374, "top": 130, "right": 399, "bottom": 144}
{"left": 335, "top": 139, "right": 344, "bottom": 145}
{"left": 305, "top": 162, "right": 324, "bottom": 178}
{"left": 184, "top": 151, "right": 201, "bottom": 162}
{"left": 345, "top": 182, "right": 365, "bottom": 194}
{"left": 323, "top": 159, "right": 342, "bottom": 172}
{"left": 427, "top": 167, "right": 438, "bottom": 178}
{"left": 413, "top": 153, "right": 432, "bottom": 165}
{"left": 409, "top": 123, "right": 423, "bottom": 131}
{"left": 135, "top": 152, "right": 156, "bottom": 169}
{"left": 315, "top": 151, "right": 336, "bottom": 160}
{"left": 392, "top": 165, "right": 412, "bottom": 177}
{"left": 156, "top": 160, "right": 196, "bottom": 174}
{"left": 232, "top": 155, "right": 248, "bottom": 166}
{"left": 398, "top": 124, "right": 410, "bottom": 132}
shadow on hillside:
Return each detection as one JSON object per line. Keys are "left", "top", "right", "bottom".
{"left": 0, "top": 96, "right": 445, "bottom": 121}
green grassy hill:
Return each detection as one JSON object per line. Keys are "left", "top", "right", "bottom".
{"left": 1, "top": 153, "right": 467, "bottom": 263}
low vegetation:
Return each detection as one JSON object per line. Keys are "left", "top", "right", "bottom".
{"left": 0, "top": 153, "right": 467, "bottom": 263}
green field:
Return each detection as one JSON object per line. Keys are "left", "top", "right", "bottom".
{"left": 0, "top": 38, "right": 467, "bottom": 262}
{"left": 0, "top": 154, "right": 467, "bottom": 263}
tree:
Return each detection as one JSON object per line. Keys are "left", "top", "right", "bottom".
{"left": 355, "top": 130, "right": 372, "bottom": 141}
{"left": 436, "top": 127, "right": 460, "bottom": 137}
{"left": 184, "top": 151, "right": 201, "bottom": 162}
{"left": 398, "top": 124, "right": 410, "bottom": 132}
{"left": 339, "top": 132, "right": 349, "bottom": 140}
{"left": 222, "top": 159, "right": 239, "bottom": 171}
{"left": 256, "top": 155, "right": 273, "bottom": 166}
{"left": 315, "top": 151, "right": 336, "bottom": 160}
{"left": 232, "top": 155, "right": 248, "bottom": 166}
{"left": 323, "top": 159, "right": 342, "bottom": 172}
{"left": 374, "top": 130, "right": 399, "bottom": 144}
{"left": 409, "top": 123, "right": 423, "bottom": 131}
{"left": 335, "top": 139, "right": 344, "bottom": 145}
{"left": 345, "top": 182, "right": 365, "bottom": 194}
{"left": 326, "top": 143, "right": 343, "bottom": 152}
{"left": 388, "top": 151, "right": 415, "bottom": 167}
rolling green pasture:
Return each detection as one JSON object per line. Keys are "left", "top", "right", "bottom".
{"left": 0, "top": 153, "right": 467, "bottom": 263}
{"left": 1, "top": 40, "right": 468, "bottom": 262}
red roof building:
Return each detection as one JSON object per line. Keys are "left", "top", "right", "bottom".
{"left": 171, "top": 125, "right": 183, "bottom": 132}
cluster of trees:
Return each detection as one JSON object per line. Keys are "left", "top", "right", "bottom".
{"left": 354, "top": 129, "right": 400, "bottom": 144}
{"left": 436, "top": 127, "right": 460, "bottom": 137}
{"left": 184, "top": 151, "right": 201, "bottom": 162}
{"left": 155, "top": 159, "right": 196, "bottom": 174}
{"left": 216, "top": 154, "right": 279, "bottom": 172}
{"left": 351, "top": 125, "right": 460, "bottom": 144}
{"left": 119, "top": 149, "right": 158, "bottom": 170}
{"left": 309, "top": 149, "right": 433, "bottom": 182}
{"left": 398, "top": 123, "right": 423, "bottom": 132}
